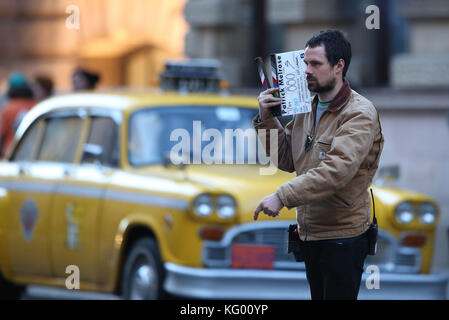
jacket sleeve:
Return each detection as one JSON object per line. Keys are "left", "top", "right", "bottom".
{"left": 276, "top": 106, "right": 377, "bottom": 209}
{"left": 252, "top": 114, "right": 295, "bottom": 173}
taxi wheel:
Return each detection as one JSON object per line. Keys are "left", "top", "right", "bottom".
{"left": 0, "top": 272, "right": 25, "bottom": 300}
{"left": 121, "top": 237, "right": 165, "bottom": 300}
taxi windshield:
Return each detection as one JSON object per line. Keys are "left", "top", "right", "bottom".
{"left": 128, "top": 106, "right": 264, "bottom": 166}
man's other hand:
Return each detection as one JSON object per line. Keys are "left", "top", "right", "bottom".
{"left": 254, "top": 192, "right": 284, "bottom": 220}
{"left": 257, "top": 88, "right": 281, "bottom": 121}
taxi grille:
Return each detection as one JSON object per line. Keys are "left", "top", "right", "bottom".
{"left": 232, "top": 227, "right": 297, "bottom": 266}
{"left": 202, "top": 221, "right": 422, "bottom": 273}
{"left": 203, "top": 221, "right": 304, "bottom": 270}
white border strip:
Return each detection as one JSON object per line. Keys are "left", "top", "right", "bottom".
{"left": 0, "top": 181, "right": 189, "bottom": 211}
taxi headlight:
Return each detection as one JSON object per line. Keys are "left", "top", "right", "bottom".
{"left": 394, "top": 201, "right": 415, "bottom": 224}
{"left": 418, "top": 203, "right": 437, "bottom": 225}
{"left": 193, "top": 194, "right": 213, "bottom": 217}
{"left": 216, "top": 195, "right": 236, "bottom": 219}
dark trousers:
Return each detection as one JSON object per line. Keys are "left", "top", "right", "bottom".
{"left": 300, "top": 235, "right": 368, "bottom": 300}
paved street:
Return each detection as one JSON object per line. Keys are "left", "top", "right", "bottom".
{"left": 22, "top": 286, "right": 121, "bottom": 300}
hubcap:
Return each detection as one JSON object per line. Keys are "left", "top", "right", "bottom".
{"left": 129, "top": 255, "right": 158, "bottom": 300}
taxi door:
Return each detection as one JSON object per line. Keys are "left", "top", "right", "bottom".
{"left": 50, "top": 114, "right": 120, "bottom": 285}
{"left": 2, "top": 114, "right": 85, "bottom": 278}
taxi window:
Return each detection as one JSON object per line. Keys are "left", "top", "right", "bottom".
{"left": 81, "top": 116, "right": 119, "bottom": 167}
{"left": 37, "top": 116, "right": 83, "bottom": 163}
{"left": 128, "top": 106, "right": 260, "bottom": 166}
{"left": 11, "top": 119, "right": 42, "bottom": 162}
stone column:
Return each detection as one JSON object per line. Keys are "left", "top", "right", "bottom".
{"left": 391, "top": 0, "right": 449, "bottom": 89}
{"left": 184, "top": 0, "right": 255, "bottom": 88}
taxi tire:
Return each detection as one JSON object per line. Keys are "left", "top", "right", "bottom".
{"left": 0, "top": 272, "right": 25, "bottom": 300}
{"left": 121, "top": 237, "right": 165, "bottom": 300}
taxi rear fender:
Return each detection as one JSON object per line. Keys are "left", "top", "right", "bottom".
{"left": 0, "top": 188, "right": 12, "bottom": 278}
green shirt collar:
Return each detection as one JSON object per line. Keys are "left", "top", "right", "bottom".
{"left": 318, "top": 100, "right": 331, "bottom": 108}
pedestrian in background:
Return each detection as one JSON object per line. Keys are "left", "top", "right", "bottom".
{"left": 0, "top": 72, "right": 36, "bottom": 157}
{"left": 253, "top": 30, "right": 384, "bottom": 300}
{"left": 32, "top": 75, "right": 54, "bottom": 102}
{"left": 72, "top": 68, "right": 100, "bottom": 91}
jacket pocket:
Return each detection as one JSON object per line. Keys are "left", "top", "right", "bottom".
{"left": 310, "top": 136, "right": 333, "bottom": 166}
{"left": 315, "top": 136, "right": 333, "bottom": 149}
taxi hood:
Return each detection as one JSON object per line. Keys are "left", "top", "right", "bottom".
{"left": 135, "top": 164, "right": 296, "bottom": 222}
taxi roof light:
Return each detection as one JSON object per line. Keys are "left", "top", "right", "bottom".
{"left": 159, "top": 59, "right": 226, "bottom": 94}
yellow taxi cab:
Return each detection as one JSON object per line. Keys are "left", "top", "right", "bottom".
{"left": 0, "top": 62, "right": 447, "bottom": 300}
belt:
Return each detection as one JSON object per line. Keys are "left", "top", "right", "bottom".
{"left": 304, "top": 230, "right": 368, "bottom": 245}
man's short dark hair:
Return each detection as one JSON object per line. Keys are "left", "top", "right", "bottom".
{"left": 305, "top": 29, "right": 352, "bottom": 78}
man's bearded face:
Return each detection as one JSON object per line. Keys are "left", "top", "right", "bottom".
{"left": 304, "top": 45, "right": 338, "bottom": 94}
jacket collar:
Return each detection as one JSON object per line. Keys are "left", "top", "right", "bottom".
{"left": 312, "top": 79, "right": 352, "bottom": 113}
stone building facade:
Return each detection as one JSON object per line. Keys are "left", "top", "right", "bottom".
{"left": 185, "top": 0, "right": 449, "bottom": 90}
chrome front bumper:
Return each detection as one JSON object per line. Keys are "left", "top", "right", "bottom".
{"left": 164, "top": 263, "right": 449, "bottom": 300}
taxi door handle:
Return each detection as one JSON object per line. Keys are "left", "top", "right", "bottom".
{"left": 18, "top": 166, "right": 27, "bottom": 175}
{"left": 63, "top": 168, "right": 71, "bottom": 177}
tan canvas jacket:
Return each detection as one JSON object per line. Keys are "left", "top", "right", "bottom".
{"left": 253, "top": 80, "right": 384, "bottom": 240}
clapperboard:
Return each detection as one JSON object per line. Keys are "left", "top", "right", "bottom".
{"left": 255, "top": 50, "right": 312, "bottom": 117}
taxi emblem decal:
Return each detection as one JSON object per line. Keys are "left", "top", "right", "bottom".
{"left": 319, "top": 151, "right": 326, "bottom": 160}
{"left": 20, "top": 198, "right": 39, "bottom": 241}
{"left": 66, "top": 203, "right": 83, "bottom": 250}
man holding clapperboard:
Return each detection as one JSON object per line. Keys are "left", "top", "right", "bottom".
{"left": 253, "top": 30, "right": 384, "bottom": 300}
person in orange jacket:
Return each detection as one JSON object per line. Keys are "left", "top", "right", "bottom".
{"left": 0, "top": 73, "right": 36, "bottom": 157}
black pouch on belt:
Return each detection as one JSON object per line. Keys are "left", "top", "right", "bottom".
{"left": 368, "top": 188, "right": 378, "bottom": 255}
{"left": 288, "top": 224, "right": 305, "bottom": 262}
